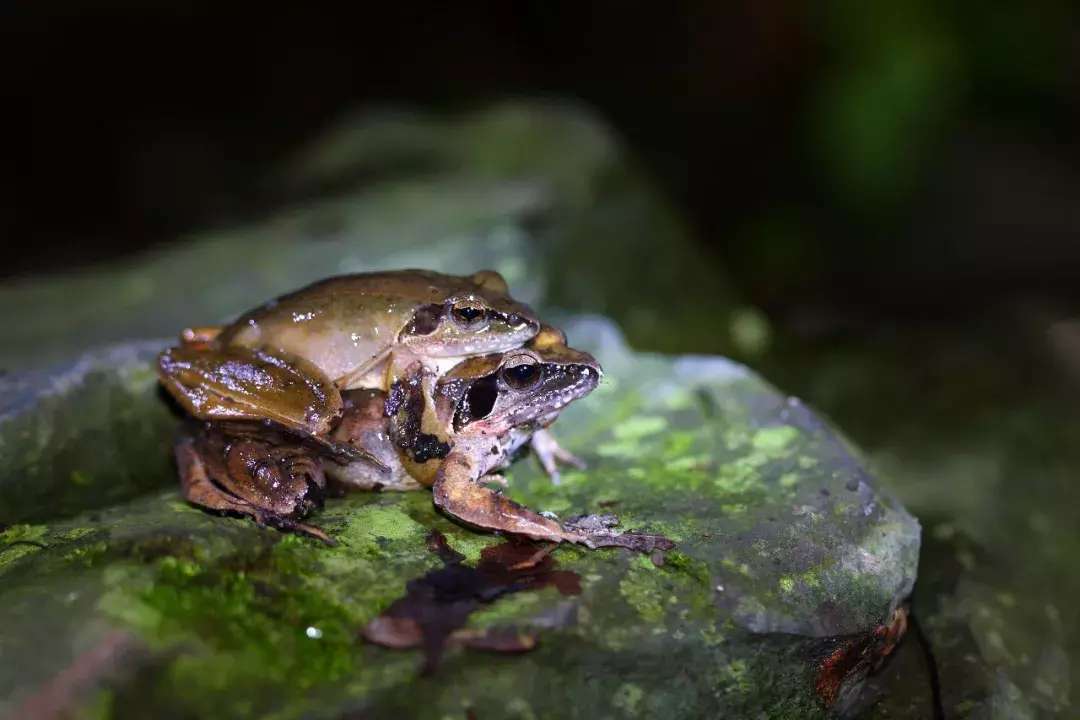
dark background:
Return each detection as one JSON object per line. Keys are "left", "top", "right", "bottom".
{"left": 9, "top": 1, "right": 1080, "bottom": 340}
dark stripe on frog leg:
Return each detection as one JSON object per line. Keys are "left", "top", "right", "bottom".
{"left": 388, "top": 376, "right": 451, "bottom": 463}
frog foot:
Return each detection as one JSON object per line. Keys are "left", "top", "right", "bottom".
{"left": 530, "top": 428, "right": 587, "bottom": 485}
{"left": 563, "top": 514, "right": 674, "bottom": 554}
{"left": 253, "top": 512, "right": 338, "bottom": 547}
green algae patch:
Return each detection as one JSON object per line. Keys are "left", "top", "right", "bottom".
{"left": 340, "top": 502, "right": 428, "bottom": 543}
{"left": 0, "top": 523, "right": 48, "bottom": 548}
{"left": 85, "top": 522, "right": 426, "bottom": 719}
{"left": 612, "top": 415, "right": 669, "bottom": 442}
{"left": 751, "top": 425, "right": 801, "bottom": 452}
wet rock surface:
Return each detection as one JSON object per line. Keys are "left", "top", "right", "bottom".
{"left": 0, "top": 317, "right": 919, "bottom": 719}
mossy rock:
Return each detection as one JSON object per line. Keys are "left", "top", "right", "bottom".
{"left": 0, "top": 317, "right": 919, "bottom": 719}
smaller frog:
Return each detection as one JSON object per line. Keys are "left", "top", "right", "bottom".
{"left": 158, "top": 269, "right": 540, "bottom": 462}
{"left": 331, "top": 326, "right": 673, "bottom": 552}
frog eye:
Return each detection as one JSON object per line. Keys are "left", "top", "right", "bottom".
{"left": 501, "top": 357, "right": 542, "bottom": 390}
{"left": 450, "top": 301, "right": 489, "bottom": 330}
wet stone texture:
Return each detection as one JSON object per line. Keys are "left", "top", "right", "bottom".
{"left": 0, "top": 317, "right": 920, "bottom": 719}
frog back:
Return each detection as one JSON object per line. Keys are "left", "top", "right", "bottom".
{"left": 216, "top": 274, "right": 436, "bottom": 384}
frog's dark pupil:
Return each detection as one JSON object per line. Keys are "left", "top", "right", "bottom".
{"left": 454, "top": 306, "right": 483, "bottom": 322}
{"left": 503, "top": 363, "right": 539, "bottom": 389}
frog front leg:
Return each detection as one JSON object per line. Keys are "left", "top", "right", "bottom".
{"left": 530, "top": 428, "right": 587, "bottom": 485}
{"left": 175, "top": 424, "right": 337, "bottom": 545}
{"left": 431, "top": 450, "right": 674, "bottom": 554}
{"left": 159, "top": 343, "right": 382, "bottom": 467}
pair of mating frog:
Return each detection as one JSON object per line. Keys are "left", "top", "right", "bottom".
{"left": 157, "top": 269, "right": 672, "bottom": 554}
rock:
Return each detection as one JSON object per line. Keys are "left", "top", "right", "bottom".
{"left": 0, "top": 316, "right": 919, "bottom": 719}
{"left": 761, "top": 323, "right": 1080, "bottom": 718}
{"left": 0, "top": 341, "right": 176, "bottom": 525}
{"left": 0, "top": 101, "right": 735, "bottom": 373}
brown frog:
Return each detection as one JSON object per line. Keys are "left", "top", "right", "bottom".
{"left": 158, "top": 269, "right": 540, "bottom": 462}
{"left": 178, "top": 326, "right": 673, "bottom": 552}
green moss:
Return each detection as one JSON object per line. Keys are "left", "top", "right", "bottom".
{"left": 751, "top": 426, "right": 801, "bottom": 452}
{"left": 341, "top": 502, "right": 428, "bottom": 542}
{"left": 612, "top": 416, "right": 669, "bottom": 441}
{"left": 0, "top": 542, "right": 40, "bottom": 568}
{"left": 71, "top": 470, "right": 94, "bottom": 486}
{"left": 612, "top": 683, "right": 646, "bottom": 715}
{"left": 0, "top": 523, "right": 48, "bottom": 545}
{"left": 98, "top": 542, "right": 374, "bottom": 716}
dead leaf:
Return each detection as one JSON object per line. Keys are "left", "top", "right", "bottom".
{"left": 362, "top": 531, "right": 580, "bottom": 673}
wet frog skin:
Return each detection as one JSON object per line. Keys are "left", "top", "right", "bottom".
{"left": 157, "top": 269, "right": 540, "bottom": 460}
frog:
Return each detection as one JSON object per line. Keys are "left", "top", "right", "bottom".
{"left": 329, "top": 325, "right": 674, "bottom": 552}
{"left": 157, "top": 268, "right": 540, "bottom": 462}
{"left": 177, "top": 326, "right": 673, "bottom": 553}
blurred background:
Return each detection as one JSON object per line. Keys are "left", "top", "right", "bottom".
{"left": 6, "top": 1, "right": 1080, "bottom": 715}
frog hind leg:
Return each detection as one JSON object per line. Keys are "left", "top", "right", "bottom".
{"left": 430, "top": 452, "right": 674, "bottom": 554}
{"left": 159, "top": 343, "right": 343, "bottom": 436}
{"left": 530, "top": 428, "right": 587, "bottom": 486}
{"left": 159, "top": 343, "right": 385, "bottom": 471}
{"left": 174, "top": 428, "right": 337, "bottom": 546}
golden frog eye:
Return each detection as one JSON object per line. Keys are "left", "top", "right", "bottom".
{"left": 500, "top": 356, "right": 542, "bottom": 391}
{"left": 450, "top": 301, "right": 488, "bottom": 330}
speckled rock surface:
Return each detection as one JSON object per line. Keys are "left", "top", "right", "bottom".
{"left": 0, "top": 317, "right": 920, "bottom": 719}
